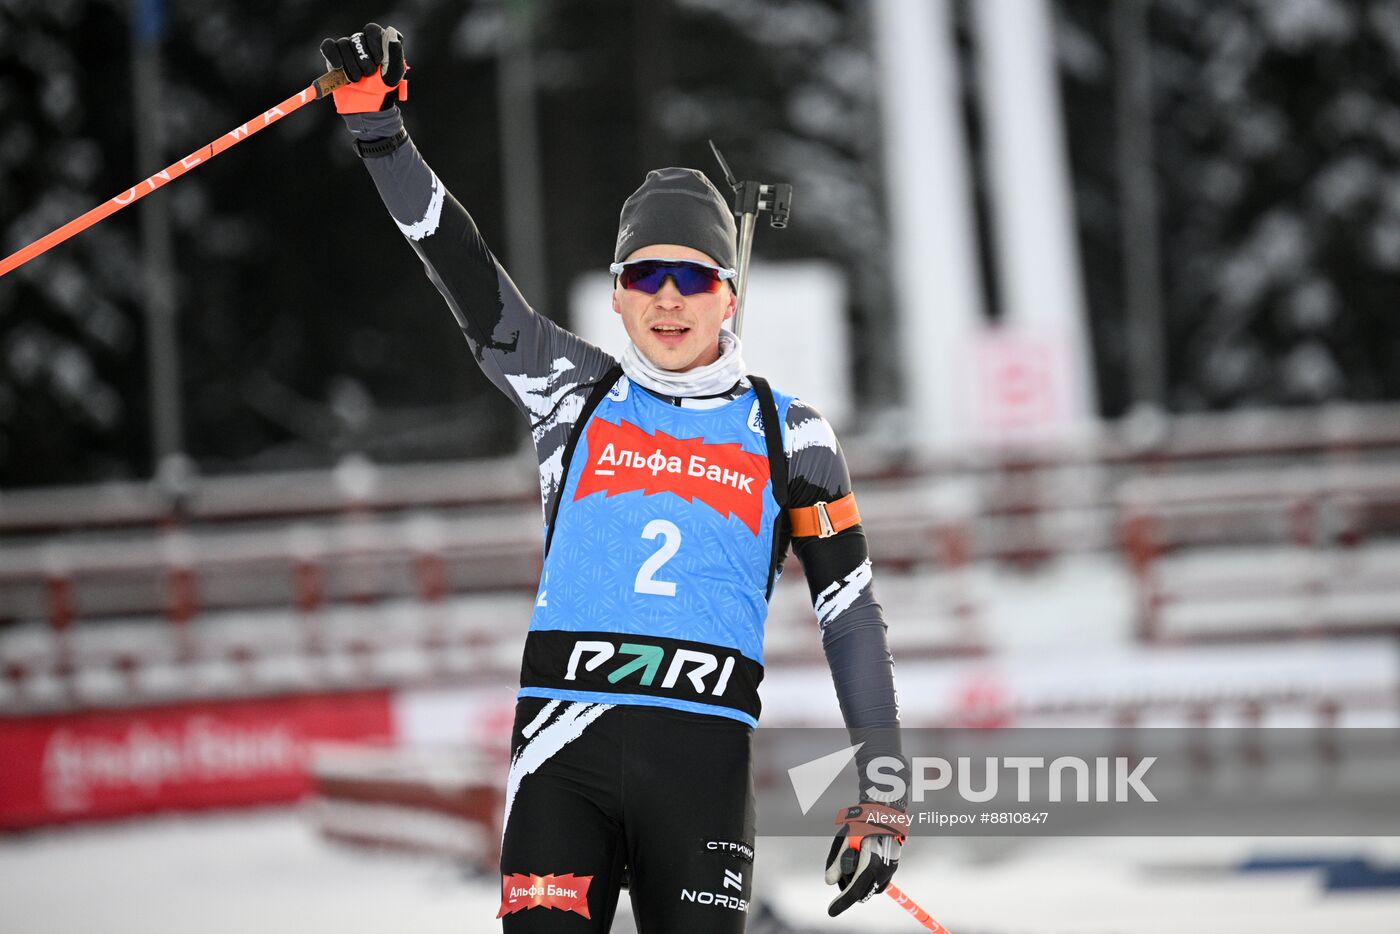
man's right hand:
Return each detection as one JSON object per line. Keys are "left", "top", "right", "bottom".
{"left": 319, "top": 23, "right": 407, "bottom": 114}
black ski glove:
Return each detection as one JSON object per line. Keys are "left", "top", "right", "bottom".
{"left": 319, "top": 23, "right": 407, "bottom": 114}
{"left": 825, "top": 802, "right": 907, "bottom": 917}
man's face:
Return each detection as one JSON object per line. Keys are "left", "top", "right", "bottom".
{"left": 612, "top": 244, "right": 736, "bottom": 372}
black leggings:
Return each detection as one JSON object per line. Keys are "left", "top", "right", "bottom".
{"left": 499, "top": 697, "right": 756, "bottom": 933}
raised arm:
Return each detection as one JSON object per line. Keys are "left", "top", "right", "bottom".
{"left": 321, "top": 25, "right": 617, "bottom": 512}
{"left": 342, "top": 107, "right": 617, "bottom": 412}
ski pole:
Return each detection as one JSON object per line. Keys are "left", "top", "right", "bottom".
{"left": 0, "top": 68, "right": 353, "bottom": 278}
{"left": 885, "top": 883, "right": 951, "bottom": 933}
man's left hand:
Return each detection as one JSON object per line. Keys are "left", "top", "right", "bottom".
{"left": 825, "top": 802, "right": 906, "bottom": 917}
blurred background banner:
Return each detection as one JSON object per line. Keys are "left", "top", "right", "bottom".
{"left": 5, "top": 1, "right": 1400, "bottom": 932}
{"left": 0, "top": 689, "right": 395, "bottom": 830}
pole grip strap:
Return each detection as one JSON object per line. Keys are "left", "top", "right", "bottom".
{"left": 835, "top": 802, "right": 909, "bottom": 844}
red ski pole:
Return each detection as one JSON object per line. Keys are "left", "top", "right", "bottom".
{"left": 885, "top": 883, "right": 951, "bottom": 933}
{"left": 0, "top": 68, "right": 352, "bottom": 279}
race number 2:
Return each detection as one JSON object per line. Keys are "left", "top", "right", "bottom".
{"left": 635, "top": 519, "right": 681, "bottom": 596}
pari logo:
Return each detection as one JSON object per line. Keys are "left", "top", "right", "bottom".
{"left": 497, "top": 873, "right": 593, "bottom": 919}
{"left": 575, "top": 419, "right": 770, "bottom": 533}
{"left": 566, "top": 640, "right": 735, "bottom": 698}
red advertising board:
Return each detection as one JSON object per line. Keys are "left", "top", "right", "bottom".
{"left": 0, "top": 691, "right": 394, "bottom": 830}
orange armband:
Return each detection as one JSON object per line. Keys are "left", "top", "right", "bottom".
{"left": 787, "top": 491, "right": 861, "bottom": 539}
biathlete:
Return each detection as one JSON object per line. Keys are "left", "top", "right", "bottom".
{"left": 321, "top": 24, "right": 908, "bottom": 933}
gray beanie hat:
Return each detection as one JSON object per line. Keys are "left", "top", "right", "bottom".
{"left": 613, "top": 167, "right": 737, "bottom": 270}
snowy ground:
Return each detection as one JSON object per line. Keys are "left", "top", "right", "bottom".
{"left": 3, "top": 808, "right": 1399, "bottom": 934}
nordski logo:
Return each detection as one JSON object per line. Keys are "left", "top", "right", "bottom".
{"left": 616, "top": 223, "right": 635, "bottom": 252}
{"left": 680, "top": 868, "right": 749, "bottom": 913}
{"left": 575, "top": 419, "right": 770, "bottom": 533}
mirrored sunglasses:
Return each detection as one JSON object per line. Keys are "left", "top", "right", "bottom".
{"left": 608, "top": 258, "right": 737, "bottom": 296}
